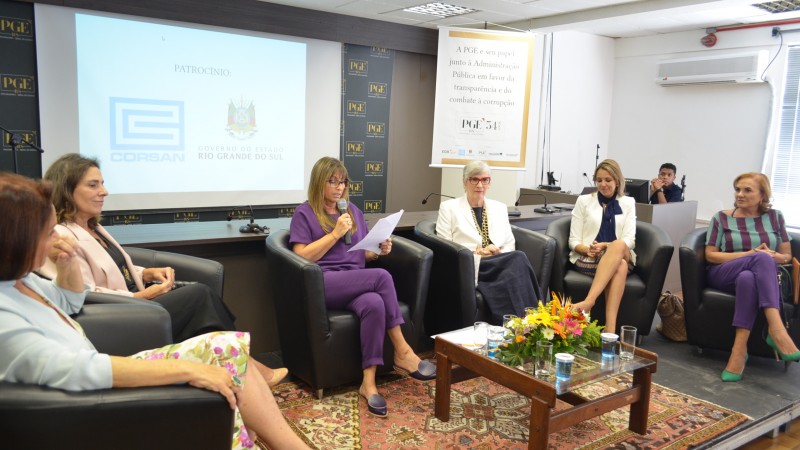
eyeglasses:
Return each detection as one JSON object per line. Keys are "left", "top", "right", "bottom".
{"left": 326, "top": 179, "right": 349, "bottom": 187}
{"left": 468, "top": 177, "right": 491, "bottom": 186}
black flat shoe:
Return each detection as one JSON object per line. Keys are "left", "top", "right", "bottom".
{"left": 394, "top": 360, "right": 436, "bottom": 381}
{"left": 365, "top": 394, "right": 387, "bottom": 417}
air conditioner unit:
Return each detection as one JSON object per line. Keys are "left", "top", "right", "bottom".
{"left": 655, "top": 51, "right": 768, "bottom": 86}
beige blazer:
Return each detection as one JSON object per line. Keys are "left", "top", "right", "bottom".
{"left": 40, "top": 222, "right": 145, "bottom": 295}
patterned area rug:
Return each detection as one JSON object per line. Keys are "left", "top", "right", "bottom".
{"left": 262, "top": 373, "right": 748, "bottom": 449}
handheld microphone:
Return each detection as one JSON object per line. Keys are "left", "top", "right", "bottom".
{"left": 514, "top": 192, "right": 555, "bottom": 214}
{"left": 583, "top": 172, "right": 594, "bottom": 186}
{"left": 421, "top": 192, "right": 455, "bottom": 204}
{"left": 337, "top": 199, "right": 352, "bottom": 245}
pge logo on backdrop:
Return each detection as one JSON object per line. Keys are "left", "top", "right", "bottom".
{"left": 110, "top": 98, "right": 184, "bottom": 151}
{"left": 1, "top": 74, "right": 35, "bottom": 97}
{"left": 365, "top": 161, "right": 384, "bottom": 176}
{"left": 367, "top": 122, "right": 385, "bottom": 138}
{"left": 364, "top": 200, "right": 383, "bottom": 212}
{"left": 346, "top": 141, "right": 365, "bottom": 157}
{"left": 347, "top": 101, "right": 366, "bottom": 118}
{"left": 348, "top": 59, "right": 368, "bottom": 77}
{"left": 370, "top": 47, "right": 390, "bottom": 59}
{"left": 2, "top": 130, "right": 36, "bottom": 149}
{"left": 349, "top": 180, "right": 363, "bottom": 196}
{"left": 368, "top": 82, "right": 387, "bottom": 99}
{"left": 0, "top": 17, "right": 33, "bottom": 40}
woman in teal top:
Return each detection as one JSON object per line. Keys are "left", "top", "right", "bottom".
{"left": 705, "top": 172, "right": 800, "bottom": 382}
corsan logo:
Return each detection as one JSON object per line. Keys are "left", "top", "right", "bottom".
{"left": 0, "top": 17, "right": 33, "bottom": 40}
{"left": 348, "top": 59, "right": 368, "bottom": 76}
{"left": 346, "top": 141, "right": 365, "bottom": 156}
{"left": 2, "top": 130, "right": 37, "bottom": 149}
{"left": 368, "top": 82, "right": 387, "bottom": 99}
{"left": 347, "top": 100, "right": 366, "bottom": 117}
{"left": 0, "top": 74, "right": 35, "bottom": 96}
{"left": 349, "top": 180, "right": 364, "bottom": 195}
{"left": 366, "top": 122, "right": 385, "bottom": 138}
{"left": 365, "top": 161, "right": 384, "bottom": 175}
{"left": 364, "top": 200, "right": 383, "bottom": 212}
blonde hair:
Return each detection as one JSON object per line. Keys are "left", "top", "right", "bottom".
{"left": 307, "top": 157, "right": 357, "bottom": 234}
{"left": 594, "top": 159, "right": 626, "bottom": 198}
{"left": 734, "top": 172, "right": 772, "bottom": 213}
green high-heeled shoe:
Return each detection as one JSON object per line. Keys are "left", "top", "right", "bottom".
{"left": 766, "top": 335, "right": 800, "bottom": 362}
{"left": 720, "top": 354, "right": 748, "bottom": 382}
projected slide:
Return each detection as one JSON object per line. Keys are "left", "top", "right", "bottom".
{"left": 75, "top": 13, "right": 306, "bottom": 194}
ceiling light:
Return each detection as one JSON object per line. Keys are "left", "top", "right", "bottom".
{"left": 753, "top": 0, "right": 800, "bottom": 13}
{"left": 403, "top": 2, "right": 478, "bottom": 18}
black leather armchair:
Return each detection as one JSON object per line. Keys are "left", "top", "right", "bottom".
{"left": 124, "top": 246, "right": 226, "bottom": 300}
{"left": 413, "top": 220, "right": 557, "bottom": 336}
{"left": 0, "top": 301, "right": 233, "bottom": 450}
{"left": 679, "top": 228, "right": 800, "bottom": 358}
{"left": 265, "top": 230, "right": 433, "bottom": 398}
{"left": 546, "top": 216, "right": 673, "bottom": 337}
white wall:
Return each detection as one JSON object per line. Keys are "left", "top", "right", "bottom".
{"left": 610, "top": 27, "right": 790, "bottom": 221}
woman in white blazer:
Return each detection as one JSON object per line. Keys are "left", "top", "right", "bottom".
{"left": 41, "top": 153, "right": 287, "bottom": 387}
{"left": 569, "top": 159, "right": 636, "bottom": 333}
{"left": 436, "top": 161, "right": 542, "bottom": 324}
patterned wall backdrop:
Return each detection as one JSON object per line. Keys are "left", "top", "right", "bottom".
{"left": 341, "top": 44, "right": 394, "bottom": 213}
{"left": 0, "top": 0, "right": 41, "bottom": 177}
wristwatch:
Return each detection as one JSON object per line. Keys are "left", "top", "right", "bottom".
{"left": 658, "top": 188, "right": 664, "bottom": 193}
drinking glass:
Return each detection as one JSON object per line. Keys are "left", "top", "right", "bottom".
{"left": 535, "top": 341, "right": 553, "bottom": 378}
{"left": 473, "top": 321, "right": 489, "bottom": 353}
{"left": 555, "top": 353, "right": 574, "bottom": 380}
{"left": 600, "top": 332, "right": 618, "bottom": 359}
{"left": 620, "top": 325, "right": 637, "bottom": 360}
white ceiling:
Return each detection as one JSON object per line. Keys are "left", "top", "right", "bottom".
{"left": 259, "top": 0, "right": 800, "bottom": 38}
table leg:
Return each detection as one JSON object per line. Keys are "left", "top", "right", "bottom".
{"left": 528, "top": 397, "right": 550, "bottom": 450}
{"left": 435, "top": 352, "right": 453, "bottom": 422}
{"left": 628, "top": 367, "right": 652, "bottom": 434}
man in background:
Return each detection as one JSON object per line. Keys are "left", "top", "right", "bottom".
{"left": 649, "top": 163, "right": 683, "bottom": 204}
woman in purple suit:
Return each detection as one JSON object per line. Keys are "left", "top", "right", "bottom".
{"left": 289, "top": 157, "right": 434, "bottom": 417}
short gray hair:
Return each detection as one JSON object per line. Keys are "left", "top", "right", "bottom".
{"left": 463, "top": 160, "right": 491, "bottom": 184}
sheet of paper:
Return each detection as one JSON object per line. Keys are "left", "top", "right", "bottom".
{"left": 347, "top": 209, "right": 403, "bottom": 253}
{"left": 432, "top": 326, "right": 480, "bottom": 348}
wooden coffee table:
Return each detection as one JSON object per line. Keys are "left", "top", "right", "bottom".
{"left": 434, "top": 333, "right": 658, "bottom": 450}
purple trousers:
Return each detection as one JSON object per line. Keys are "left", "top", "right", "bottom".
{"left": 323, "top": 268, "right": 404, "bottom": 369}
{"left": 706, "top": 251, "right": 780, "bottom": 330}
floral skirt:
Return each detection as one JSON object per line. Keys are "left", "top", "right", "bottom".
{"left": 129, "top": 331, "right": 254, "bottom": 449}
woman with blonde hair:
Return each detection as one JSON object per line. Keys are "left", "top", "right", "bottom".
{"left": 569, "top": 159, "right": 636, "bottom": 334}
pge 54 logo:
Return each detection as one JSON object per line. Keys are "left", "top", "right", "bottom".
{"left": 368, "top": 82, "right": 387, "bottom": 99}
{"left": 1, "top": 74, "right": 35, "bottom": 96}
{"left": 365, "top": 161, "right": 384, "bottom": 176}
{"left": 346, "top": 101, "right": 366, "bottom": 118}
{"left": 367, "top": 122, "right": 385, "bottom": 138}
{"left": 348, "top": 180, "right": 363, "bottom": 196}
{"left": 348, "top": 59, "right": 368, "bottom": 77}
{"left": 364, "top": 200, "right": 383, "bottom": 212}
{"left": 346, "top": 141, "right": 365, "bottom": 157}
{"left": 0, "top": 17, "right": 33, "bottom": 40}
{"left": 2, "top": 130, "right": 37, "bottom": 149}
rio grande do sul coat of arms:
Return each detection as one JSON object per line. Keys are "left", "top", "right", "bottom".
{"left": 226, "top": 98, "right": 257, "bottom": 140}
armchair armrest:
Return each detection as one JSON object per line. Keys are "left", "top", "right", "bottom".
{"left": 124, "top": 247, "right": 225, "bottom": 299}
{"left": 368, "top": 235, "right": 432, "bottom": 349}
{"left": 633, "top": 222, "right": 674, "bottom": 301}
{"left": 0, "top": 382, "right": 233, "bottom": 450}
{"left": 511, "top": 226, "right": 556, "bottom": 298}
{"left": 413, "top": 220, "right": 477, "bottom": 333}
{"left": 74, "top": 302, "right": 172, "bottom": 355}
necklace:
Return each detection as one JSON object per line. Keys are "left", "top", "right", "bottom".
{"left": 470, "top": 207, "right": 491, "bottom": 248}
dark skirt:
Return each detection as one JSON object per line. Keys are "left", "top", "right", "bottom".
{"left": 152, "top": 283, "right": 236, "bottom": 342}
{"left": 476, "top": 250, "right": 543, "bottom": 325}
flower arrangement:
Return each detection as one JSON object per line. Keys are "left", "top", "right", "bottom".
{"left": 496, "top": 293, "right": 603, "bottom": 367}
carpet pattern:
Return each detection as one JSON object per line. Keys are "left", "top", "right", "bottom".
{"left": 263, "top": 373, "right": 748, "bottom": 449}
